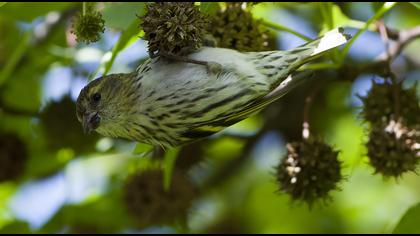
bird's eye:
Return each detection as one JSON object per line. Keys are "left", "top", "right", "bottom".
{"left": 92, "top": 93, "right": 101, "bottom": 102}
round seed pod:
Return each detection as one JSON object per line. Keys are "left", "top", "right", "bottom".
{"left": 123, "top": 169, "right": 197, "bottom": 228}
{"left": 360, "top": 81, "right": 420, "bottom": 126}
{"left": 140, "top": 2, "right": 210, "bottom": 57}
{"left": 367, "top": 119, "right": 420, "bottom": 178}
{"left": 38, "top": 95, "right": 100, "bottom": 154}
{"left": 0, "top": 133, "right": 28, "bottom": 182}
{"left": 71, "top": 3, "right": 105, "bottom": 44}
{"left": 209, "top": 2, "right": 277, "bottom": 52}
{"left": 276, "top": 137, "right": 342, "bottom": 205}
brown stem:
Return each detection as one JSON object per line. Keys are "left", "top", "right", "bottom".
{"left": 377, "top": 20, "right": 391, "bottom": 63}
{"left": 377, "top": 25, "right": 420, "bottom": 61}
{"left": 339, "top": 24, "right": 420, "bottom": 83}
{"left": 390, "top": 72, "right": 400, "bottom": 120}
{"left": 302, "top": 96, "right": 311, "bottom": 139}
{"left": 302, "top": 82, "right": 324, "bottom": 140}
{"left": 377, "top": 20, "right": 401, "bottom": 120}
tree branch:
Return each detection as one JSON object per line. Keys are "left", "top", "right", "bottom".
{"left": 377, "top": 25, "right": 420, "bottom": 61}
{"left": 302, "top": 81, "right": 324, "bottom": 139}
{"left": 338, "top": 24, "right": 420, "bottom": 82}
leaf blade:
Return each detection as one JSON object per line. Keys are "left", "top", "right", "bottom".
{"left": 102, "top": 20, "right": 143, "bottom": 76}
{"left": 393, "top": 202, "right": 420, "bottom": 234}
{"left": 410, "top": 2, "right": 420, "bottom": 9}
{"left": 0, "top": 30, "right": 31, "bottom": 87}
{"left": 163, "top": 148, "right": 180, "bottom": 192}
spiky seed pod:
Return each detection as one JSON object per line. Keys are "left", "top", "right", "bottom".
{"left": 39, "top": 95, "right": 100, "bottom": 153}
{"left": 71, "top": 3, "right": 105, "bottom": 44}
{"left": 140, "top": 2, "right": 210, "bottom": 57}
{"left": 367, "top": 119, "right": 420, "bottom": 178}
{"left": 124, "top": 169, "right": 197, "bottom": 228}
{"left": 209, "top": 2, "right": 277, "bottom": 52}
{"left": 0, "top": 133, "right": 27, "bottom": 182}
{"left": 276, "top": 137, "right": 342, "bottom": 205}
{"left": 360, "top": 81, "right": 420, "bottom": 126}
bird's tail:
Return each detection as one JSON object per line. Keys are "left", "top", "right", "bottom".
{"left": 252, "top": 27, "right": 351, "bottom": 88}
{"left": 289, "top": 27, "right": 351, "bottom": 62}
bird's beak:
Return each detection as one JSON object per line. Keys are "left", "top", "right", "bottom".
{"left": 82, "top": 112, "right": 101, "bottom": 134}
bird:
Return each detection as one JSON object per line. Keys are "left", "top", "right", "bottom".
{"left": 76, "top": 28, "right": 350, "bottom": 148}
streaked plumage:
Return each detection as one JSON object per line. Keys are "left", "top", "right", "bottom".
{"left": 76, "top": 28, "right": 350, "bottom": 148}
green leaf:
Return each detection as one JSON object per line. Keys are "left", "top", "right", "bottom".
{"left": 132, "top": 142, "right": 153, "bottom": 156}
{"left": 319, "top": 3, "right": 351, "bottom": 31}
{"left": 97, "top": 19, "right": 143, "bottom": 78}
{"left": 260, "top": 19, "right": 311, "bottom": 42}
{"left": 0, "top": 3, "right": 6, "bottom": 7}
{"left": 320, "top": 2, "right": 334, "bottom": 30}
{"left": 0, "top": 221, "right": 31, "bottom": 234}
{"left": 410, "top": 2, "right": 420, "bottom": 9}
{"left": 40, "top": 190, "right": 136, "bottom": 233}
{"left": 1, "top": 64, "right": 42, "bottom": 111}
{"left": 319, "top": 3, "right": 351, "bottom": 63}
{"left": 163, "top": 148, "right": 180, "bottom": 191}
{"left": 0, "top": 183, "right": 17, "bottom": 228}
{"left": 371, "top": 2, "right": 384, "bottom": 12}
{"left": 0, "top": 2, "right": 75, "bottom": 21}
{"left": 393, "top": 202, "right": 420, "bottom": 233}
{"left": 0, "top": 30, "right": 31, "bottom": 88}
{"left": 88, "top": 4, "right": 145, "bottom": 80}
{"left": 102, "top": 3, "right": 145, "bottom": 30}
{"left": 331, "top": 4, "right": 351, "bottom": 28}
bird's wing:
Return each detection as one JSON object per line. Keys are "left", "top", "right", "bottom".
{"left": 248, "top": 27, "right": 350, "bottom": 89}
{"left": 180, "top": 28, "right": 350, "bottom": 139}
{"left": 181, "top": 71, "right": 313, "bottom": 138}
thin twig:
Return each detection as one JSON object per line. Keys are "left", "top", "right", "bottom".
{"left": 260, "top": 19, "right": 312, "bottom": 42}
{"left": 377, "top": 20, "right": 401, "bottom": 120}
{"left": 336, "top": 24, "right": 420, "bottom": 82}
{"left": 377, "top": 25, "right": 420, "bottom": 61}
{"left": 302, "top": 81, "right": 324, "bottom": 139}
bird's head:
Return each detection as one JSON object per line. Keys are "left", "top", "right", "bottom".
{"left": 76, "top": 73, "right": 133, "bottom": 135}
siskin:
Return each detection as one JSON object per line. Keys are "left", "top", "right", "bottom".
{"left": 76, "top": 28, "right": 350, "bottom": 148}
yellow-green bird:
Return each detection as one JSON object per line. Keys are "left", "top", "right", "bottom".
{"left": 76, "top": 28, "right": 350, "bottom": 148}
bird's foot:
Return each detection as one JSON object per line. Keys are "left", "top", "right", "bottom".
{"left": 155, "top": 50, "right": 223, "bottom": 75}
{"left": 156, "top": 51, "right": 208, "bottom": 66}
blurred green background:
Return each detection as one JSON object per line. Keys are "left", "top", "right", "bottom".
{"left": 0, "top": 2, "right": 419, "bottom": 234}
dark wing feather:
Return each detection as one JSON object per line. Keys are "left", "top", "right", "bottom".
{"left": 183, "top": 71, "right": 314, "bottom": 135}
